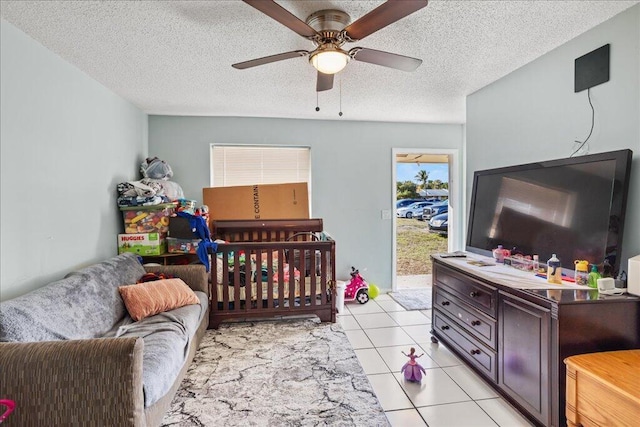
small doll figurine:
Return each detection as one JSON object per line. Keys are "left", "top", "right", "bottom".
{"left": 401, "top": 347, "right": 426, "bottom": 383}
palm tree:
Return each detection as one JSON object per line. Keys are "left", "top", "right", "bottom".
{"left": 415, "top": 170, "right": 429, "bottom": 190}
{"left": 397, "top": 180, "right": 419, "bottom": 199}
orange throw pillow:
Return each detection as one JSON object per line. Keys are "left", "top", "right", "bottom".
{"left": 118, "top": 278, "right": 200, "bottom": 321}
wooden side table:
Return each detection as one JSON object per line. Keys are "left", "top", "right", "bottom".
{"left": 565, "top": 350, "right": 640, "bottom": 427}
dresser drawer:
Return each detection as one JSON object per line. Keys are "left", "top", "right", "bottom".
{"left": 434, "top": 264, "right": 497, "bottom": 317}
{"left": 435, "top": 288, "right": 497, "bottom": 350}
{"left": 434, "top": 311, "right": 497, "bottom": 383}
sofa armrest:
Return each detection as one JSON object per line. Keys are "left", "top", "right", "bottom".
{"left": 144, "top": 264, "right": 209, "bottom": 296}
{"left": 0, "top": 337, "right": 145, "bottom": 427}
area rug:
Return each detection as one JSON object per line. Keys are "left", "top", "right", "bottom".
{"left": 389, "top": 288, "right": 432, "bottom": 310}
{"left": 161, "top": 318, "right": 389, "bottom": 426}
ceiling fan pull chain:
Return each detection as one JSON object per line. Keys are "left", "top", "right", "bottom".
{"left": 339, "top": 77, "right": 343, "bottom": 117}
{"left": 315, "top": 92, "right": 320, "bottom": 112}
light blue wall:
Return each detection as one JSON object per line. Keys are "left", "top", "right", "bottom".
{"left": 149, "top": 116, "right": 463, "bottom": 288}
{"left": 467, "top": 6, "right": 640, "bottom": 271}
{"left": 0, "top": 19, "right": 148, "bottom": 300}
{"left": 8, "top": 5, "right": 633, "bottom": 299}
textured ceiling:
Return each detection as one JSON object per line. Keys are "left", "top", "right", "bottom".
{"left": 1, "top": 0, "right": 637, "bottom": 123}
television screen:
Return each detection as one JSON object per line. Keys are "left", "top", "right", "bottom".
{"left": 466, "top": 149, "right": 632, "bottom": 275}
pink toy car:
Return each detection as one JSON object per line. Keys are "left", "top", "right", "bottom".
{"left": 344, "top": 266, "right": 369, "bottom": 304}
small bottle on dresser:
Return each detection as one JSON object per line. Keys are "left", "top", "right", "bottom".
{"left": 574, "top": 260, "right": 589, "bottom": 286}
{"left": 587, "top": 264, "right": 601, "bottom": 288}
{"left": 547, "top": 254, "right": 562, "bottom": 284}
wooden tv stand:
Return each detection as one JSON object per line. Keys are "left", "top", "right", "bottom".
{"left": 431, "top": 255, "right": 640, "bottom": 427}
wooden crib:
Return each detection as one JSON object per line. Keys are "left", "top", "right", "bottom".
{"left": 208, "top": 219, "right": 336, "bottom": 329}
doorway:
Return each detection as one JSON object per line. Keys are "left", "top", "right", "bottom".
{"left": 391, "top": 149, "right": 460, "bottom": 291}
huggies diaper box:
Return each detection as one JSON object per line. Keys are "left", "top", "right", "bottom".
{"left": 118, "top": 232, "right": 166, "bottom": 256}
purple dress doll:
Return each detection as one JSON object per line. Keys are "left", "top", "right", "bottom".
{"left": 401, "top": 347, "right": 426, "bottom": 382}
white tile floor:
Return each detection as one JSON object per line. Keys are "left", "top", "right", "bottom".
{"left": 340, "top": 291, "right": 535, "bottom": 427}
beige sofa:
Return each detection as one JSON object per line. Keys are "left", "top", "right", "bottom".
{"left": 0, "top": 253, "right": 209, "bottom": 426}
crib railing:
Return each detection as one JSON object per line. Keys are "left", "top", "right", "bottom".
{"left": 211, "top": 219, "right": 324, "bottom": 242}
{"left": 210, "top": 240, "right": 336, "bottom": 328}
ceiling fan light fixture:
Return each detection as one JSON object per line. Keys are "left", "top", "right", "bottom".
{"left": 310, "top": 46, "right": 349, "bottom": 75}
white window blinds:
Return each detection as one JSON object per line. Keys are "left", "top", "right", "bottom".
{"left": 211, "top": 146, "right": 311, "bottom": 187}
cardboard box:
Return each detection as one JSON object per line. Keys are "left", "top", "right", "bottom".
{"left": 202, "top": 183, "right": 309, "bottom": 223}
{"left": 118, "top": 232, "right": 166, "bottom": 256}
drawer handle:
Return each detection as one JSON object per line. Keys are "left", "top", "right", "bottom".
{"left": 470, "top": 349, "right": 481, "bottom": 355}
{"left": 471, "top": 320, "right": 481, "bottom": 326}
{"left": 469, "top": 291, "right": 480, "bottom": 298}
{"left": 441, "top": 301, "right": 450, "bottom": 306}
{"left": 440, "top": 325, "right": 450, "bottom": 330}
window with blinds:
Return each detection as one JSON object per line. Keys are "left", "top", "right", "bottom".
{"left": 210, "top": 146, "right": 311, "bottom": 187}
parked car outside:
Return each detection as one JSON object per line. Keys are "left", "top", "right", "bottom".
{"left": 422, "top": 200, "right": 449, "bottom": 220}
{"left": 396, "top": 198, "right": 424, "bottom": 209}
{"left": 397, "top": 201, "right": 433, "bottom": 219}
{"left": 428, "top": 212, "right": 448, "bottom": 235}
{"left": 416, "top": 198, "right": 444, "bottom": 220}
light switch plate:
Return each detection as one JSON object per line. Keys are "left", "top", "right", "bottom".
{"left": 381, "top": 209, "right": 391, "bottom": 220}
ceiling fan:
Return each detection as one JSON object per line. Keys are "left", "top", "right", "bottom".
{"left": 233, "top": 0, "right": 429, "bottom": 92}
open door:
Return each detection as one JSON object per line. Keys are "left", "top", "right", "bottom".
{"left": 392, "top": 149, "right": 461, "bottom": 291}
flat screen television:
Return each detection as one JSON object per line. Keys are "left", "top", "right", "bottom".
{"left": 466, "top": 149, "right": 633, "bottom": 275}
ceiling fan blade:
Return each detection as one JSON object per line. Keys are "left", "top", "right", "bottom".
{"left": 350, "top": 48, "right": 422, "bottom": 72}
{"left": 232, "top": 50, "right": 309, "bottom": 70}
{"left": 243, "top": 0, "right": 319, "bottom": 39}
{"left": 316, "top": 72, "right": 334, "bottom": 92}
{"left": 343, "top": 0, "right": 429, "bottom": 41}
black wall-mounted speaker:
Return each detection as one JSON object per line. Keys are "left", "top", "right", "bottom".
{"left": 574, "top": 44, "right": 610, "bottom": 93}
